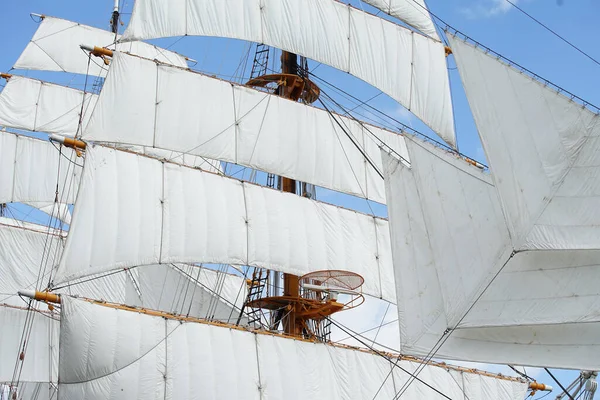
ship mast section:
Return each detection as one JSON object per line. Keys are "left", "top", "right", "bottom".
{"left": 242, "top": 50, "right": 363, "bottom": 340}
{"left": 280, "top": 50, "right": 302, "bottom": 337}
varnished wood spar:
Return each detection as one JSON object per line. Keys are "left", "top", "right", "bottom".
{"left": 0, "top": 73, "right": 12, "bottom": 80}
{"left": 280, "top": 50, "right": 303, "bottom": 337}
{"left": 80, "top": 44, "right": 113, "bottom": 58}
{"left": 13, "top": 291, "right": 531, "bottom": 384}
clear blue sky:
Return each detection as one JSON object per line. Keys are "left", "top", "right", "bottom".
{"left": 2, "top": 0, "right": 599, "bottom": 396}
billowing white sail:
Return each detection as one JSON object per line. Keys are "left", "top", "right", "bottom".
{"left": 0, "top": 76, "right": 97, "bottom": 137}
{"left": 13, "top": 16, "right": 188, "bottom": 76}
{"left": 361, "top": 0, "right": 440, "bottom": 41}
{"left": 58, "top": 296, "right": 528, "bottom": 400}
{"left": 132, "top": 264, "right": 246, "bottom": 321}
{"left": 449, "top": 35, "right": 600, "bottom": 250}
{"left": 383, "top": 134, "right": 600, "bottom": 369}
{"left": 84, "top": 52, "right": 408, "bottom": 204}
{"left": 54, "top": 145, "right": 395, "bottom": 302}
{"left": 0, "top": 131, "right": 81, "bottom": 205}
{"left": 121, "top": 0, "right": 455, "bottom": 146}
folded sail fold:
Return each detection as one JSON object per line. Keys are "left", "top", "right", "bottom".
{"left": 360, "top": 0, "right": 440, "bottom": 41}
{"left": 84, "top": 52, "right": 408, "bottom": 204}
{"left": 54, "top": 146, "right": 395, "bottom": 302}
{"left": 121, "top": 0, "right": 456, "bottom": 146}
{"left": 13, "top": 16, "right": 188, "bottom": 76}
{"left": 57, "top": 296, "right": 529, "bottom": 400}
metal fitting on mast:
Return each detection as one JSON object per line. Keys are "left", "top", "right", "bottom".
{"left": 111, "top": 0, "right": 120, "bottom": 34}
{"left": 49, "top": 134, "right": 87, "bottom": 156}
{"left": 80, "top": 44, "right": 113, "bottom": 66}
{"left": 18, "top": 289, "right": 61, "bottom": 304}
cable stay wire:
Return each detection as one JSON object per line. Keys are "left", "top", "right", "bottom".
{"left": 328, "top": 318, "right": 457, "bottom": 400}
{"left": 503, "top": 0, "right": 600, "bottom": 68}
{"left": 389, "top": 251, "right": 517, "bottom": 399}
{"left": 405, "top": 0, "right": 600, "bottom": 113}
{"left": 545, "top": 368, "right": 576, "bottom": 400}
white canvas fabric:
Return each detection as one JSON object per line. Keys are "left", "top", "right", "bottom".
{"left": 121, "top": 0, "right": 455, "bottom": 146}
{"left": 57, "top": 297, "right": 528, "bottom": 400}
{"left": 54, "top": 145, "right": 394, "bottom": 302}
{"left": 14, "top": 16, "right": 187, "bottom": 76}
{"left": 383, "top": 133, "right": 600, "bottom": 369}
{"left": 0, "top": 76, "right": 97, "bottom": 137}
{"left": 448, "top": 35, "right": 600, "bottom": 250}
{"left": 0, "top": 217, "right": 138, "bottom": 306}
{"left": 131, "top": 264, "right": 246, "bottom": 321}
{"left": 361, "top": 0, "right": 440, "bottom": 40}
{"left": 0, "top": 382, "right": 54, "bottom": 400}
{"left": 84, "top": 52, "right": 409, "bottom": 204}
{"left": 0, "top": 131, "right": 81, "bottom": 205}
{"left": 0, "top": 306, "right": 58, "bottom": 384}
{"left": 115, "top": 145, "right": 223, "bottom": 174}
{"left": 0, "top": 218, "right": 65, "bottom": 308}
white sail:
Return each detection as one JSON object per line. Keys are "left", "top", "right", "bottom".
{"left": 13, "top": 16, "right": 188, "bottom": 76}
{"left": 0, "top": 131, "right": 81, "bottom": 205}
{"left": 448, "top": 35, "right": 600, "bottom": 250}
{"left": 84, "top": 51, "right": 408, "bottom": 204}
{"left": 25, "top": 201, "right": 72, "bottom": 225}
{"left": 121, "top": 0, "right": 456, "bottom": 146}
{"left": 0, "top": 306, "right": 58, "bottom": 384}
{"left": 382, "top": 136, "right": 600, "bottom": 369}
{"left": 361, "top": 0, "right": 440, "bottom": 41}
{"left": 0, "top": 76, "right": 97, "bottom": 137}
{"left": 132, "top": 264, "right": 246, "bottom": 321}
{"left": 0, "top": 217, "right": 138, "bottom": 305}
{"left": 58, "top": 296, "right": 528, "bottom": 400}
{"left": 54, "top": 145, "right": 395, "bottom": 302}
{"left": 0, "top": 217, "right": 130, "bottom": 386}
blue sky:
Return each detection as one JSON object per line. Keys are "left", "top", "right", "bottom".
{"left": 2, "top": 0, "right": 600, "bottom": 397}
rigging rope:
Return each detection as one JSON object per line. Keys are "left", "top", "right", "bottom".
{"left": 328, "top": 319, "right": 456, "bottom": 400}
{"left": 503, "top": 0, "right": 600, "bottom": 67}
{"left": 545, "top": 368, "right": 575, "bottom": 400}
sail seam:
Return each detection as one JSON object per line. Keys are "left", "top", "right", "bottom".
{"left": 32, "top": 81, "right": 43, "bottom": 132}
{"left": 59, "top": 320, "right": 182, "bottom": 385}
{"left": 158, "top": 161, "right": 165, "bottom": 264}
{"left": 254, "top": 334, "right": 263, "bottom": 400}
{"left": 152, "top": 63, "right": 160, "bottom": 148}
{"left": 241, "top": 182, "right": 250, "bottom": 266}
{"left": 10, "top": 134, "right": 18, "bottom": 202}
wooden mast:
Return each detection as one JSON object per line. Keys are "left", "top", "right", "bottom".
{"left": 279, "top": 51, "right": 302, "bottom": 336}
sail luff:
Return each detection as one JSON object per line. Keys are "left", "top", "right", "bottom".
{"left": 120, "top": 0, "right": 456, "bottom": 146}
